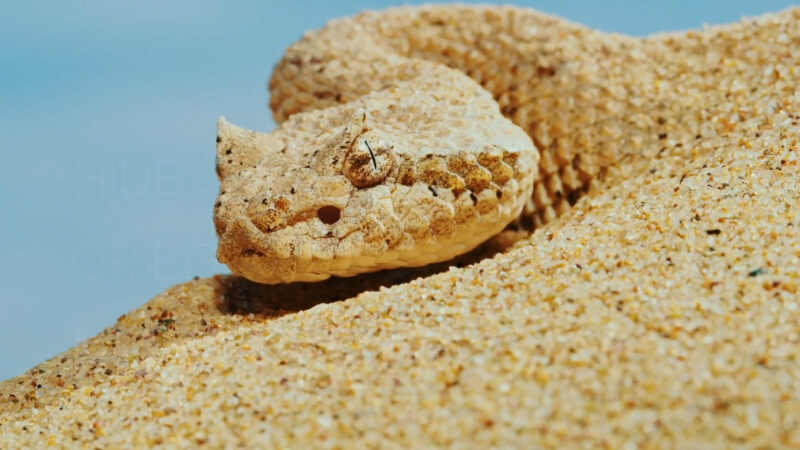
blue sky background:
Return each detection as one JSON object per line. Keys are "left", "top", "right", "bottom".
{"left": 1, "top": 0, "right": 796, "bottom": 379}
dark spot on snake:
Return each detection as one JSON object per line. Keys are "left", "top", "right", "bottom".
{"left": 567, "top": 189, "right": 582, "bottom": 206}
{"left": 536, "top": 66, "right": 556, "bottom": 77}
{"left": 658, "top": 133, "right": 668, "bottom": 140}
{"left": 214, "top": 201, "right": 222, "bottom": 208}
{"left": 226, "top": 149, "right": 232, "bottom": 155}
{"left": 469, "top": 192, "right": 478, "bottom": 204}
{"left": 304, "top": 165, "right": 310, "bottom": 169}
{"left": 496, "top": 189, "right": 503, "bottom": 199}
{"left": 428, "top": 185, "right": 438, "bottom": 197}
{"left": 519, "top": 215, "right": 534, "bottom": 230}
{"left": 364, "top": 140, "right": 377, "bottom": 169}
{"left": 290, "top": 187, "right": 296, "bottom": 194}
{"left": 216, "top": 136, "right": 221, "bottom": 143}
{"left": 317, "top": 205, "right": 341, "bottom": 225}
{"left": 262, "top": 198, "right": 269, "bottom": 205}
{"left": 313, "top": 90, "right": 333, "bottom": 100}
{"left": 243, "top": 248, "right": 264, "bottom": 257}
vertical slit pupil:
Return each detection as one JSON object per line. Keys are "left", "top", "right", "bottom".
{"left": 317, "top": 206, "right": 341, "bottom": 224}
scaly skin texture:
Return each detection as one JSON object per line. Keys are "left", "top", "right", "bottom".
{"left": 216, "top": 5, "right": 800, "bottom": 284}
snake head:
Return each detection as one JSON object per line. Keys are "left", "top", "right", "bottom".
{"left": 214, "top": 69, "right": 537, "bottom": 284}
{"left": 214, "top": 111, "right": 407, "bottom": 283}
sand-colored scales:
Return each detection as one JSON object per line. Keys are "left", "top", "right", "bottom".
{"left": 3, "top": 6, "right": 800, "bottom": 448}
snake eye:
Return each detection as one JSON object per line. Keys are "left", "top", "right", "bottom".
{"left": 317, "top": 205, "right": 341, "bottom": 224}
{"left": 342, "top": 136, "right": 393, "bottom": 188}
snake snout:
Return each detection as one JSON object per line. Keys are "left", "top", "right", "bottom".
{"left": 248, "top": 195, "right": 291, "bottom": 232}
{"left": 249, "top": 190, "right": 346, "bottom": 232}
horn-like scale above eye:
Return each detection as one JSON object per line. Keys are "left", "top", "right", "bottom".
{"left": 342, "top": 134, "right": 394, "bottom": 188}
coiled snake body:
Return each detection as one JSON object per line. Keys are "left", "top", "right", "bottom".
{"left": 214, "top": 5, "right": 799, "bottom": 283}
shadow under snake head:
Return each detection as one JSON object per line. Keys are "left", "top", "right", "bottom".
{"left": 214, "top": 69, "right": 537, "bottom": 284}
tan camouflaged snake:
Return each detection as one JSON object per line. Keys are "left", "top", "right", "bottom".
{"left": 213, "top": 5, "right": 791, "bottom": 283}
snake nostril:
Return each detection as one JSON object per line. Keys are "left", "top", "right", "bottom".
{"left": 317, "top": 205, "right": 341, "bottom": 225}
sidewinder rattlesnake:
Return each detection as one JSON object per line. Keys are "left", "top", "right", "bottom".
{"left": 214, "top": 5, "right": 799, "bottom": 283}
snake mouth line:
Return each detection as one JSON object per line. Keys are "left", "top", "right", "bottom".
{"left": 242, "top": 248, "right": 265, "bottom": 258}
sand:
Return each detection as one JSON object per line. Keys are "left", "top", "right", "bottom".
{"left": 2, "top": 7, "right": 800, "bottom": 448}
